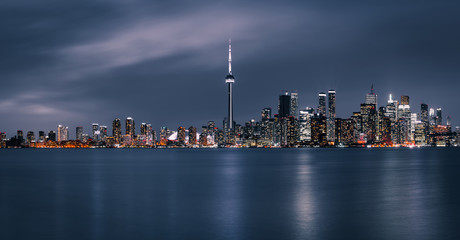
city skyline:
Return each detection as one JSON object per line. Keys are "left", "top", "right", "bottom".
{"left": 1, "top": 0, "right": 460, "bottom": 135}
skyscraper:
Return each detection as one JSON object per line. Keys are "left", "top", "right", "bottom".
{"left": 76, "top": 126, "right": 83, "bottom": 141}
{"left": 327, "top": 90, "right": 336, "bottom": 142}
{"left": 318, "top": 92, "right": 326, "bottom": 116}
{"left": 57, "top": 125, "right": 68, "bottom": 142}
{"left": 299, "top": 107, "right": 315, "bottom": 142}
{"left": 26, "top": 131, "right": 35, "bottom": 144}
{"left": 100, "top": 126, "right": 107, "bottom": 141}
{"left": 177, "top": 127, "right": 186, "bottom": 145}
{"left": 436, "top": 108, "right": 442, "bottom": 125}
{"left": 290, "top": 91, "right": 298, "bottom": 118}
{"left": 188, "top": 126, "right": 197, "bottom": 145}
{"left": 225, "top": 39, "right": 235, "bottom": 130}
{"left": 112, "top": 118, "right": 122, "bottom": 143}
{"left": 126, "top": 117, "right": 135, "bottom": 137}
{"left": 48, "top": 131, "right": 56, "bottom": 142}
{"left": 429, "top": 108, "right": 436, "bottom": 125}
{"left": 365, "top": 85, "right": 378, "bottom": 105}
{"left": 360, "top": 104, "right": 377, "bottom": 143}
{"left": 278, "top": 92, "right": 291, "bottom": 118}
{"left": 421, "top": 103, "right": 428, "bottom": 123}
{"left": 92, "top": 123, "right": 100, "bottom": 142}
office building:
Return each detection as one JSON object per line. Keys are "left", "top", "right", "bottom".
{"left": 327, "top": 89, "right": 336, "bottom": 142}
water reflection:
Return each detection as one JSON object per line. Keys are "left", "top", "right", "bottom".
{"left": 293, "top": 152, "right": 315, "bottom": 239}
{"left": 215, "top": 150, "right": 242, "bottom": 239}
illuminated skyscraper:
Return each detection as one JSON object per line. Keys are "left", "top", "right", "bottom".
{"left": 397, "top": 96, "right": 411, "bottom": 142}
{"left": 76, "top": 126, "right": 83, "bottom": 141}
{"left": 112, "top": 118, "right": 122, "bottom": 143}
{"left": 318, "top": 92, "right": 326, "bottom": 116}
{"left": 26, "top": 131, "right": 35, "bottom": 144}
{"left": 327, "top": 90, "right": 336, "bottom": 142}
{"left": 436, "top": 108, "right": 442, "bottom": 125}
{"left": 140, "top": 123, "right": 148, "bottom": 135}
{"left": 401, "top": 95, "right": 410, "bottom": 105}
{"left": 100, "top": 126, "right": 107, "bottom": 141}
{"left": 360, "top": 104, "right": 377, "bottom": 143}
{"left": 92, "top": 123, "right": 100, "bottom": 142}
{"left": 421, "top": 103, "right": 428, "bottom": 123}
{"left": 290, "top": 91, "right": 298, "bottom": 118}
{"left": 177, "top": 127, "right": 186, "bottom": 145}
{"left": 188, "top": 126, "right": 197, "bottom": 145}
{"left": 429, "top": 108, "right": 436, "bottom": 125}
{"left": 299, "top": 107, "right": 315, "bottom": 141}
{"left": 126, "top": 117, "right": 135, "bottom": 137}
{"left": 365, "top": 85, "right": 378, "bottom": 105}
{"left": 225, "top": 39, "right": 235, "bottom": 130}
{"left": 57, "top": 125, "right": 68, "bottom": 142}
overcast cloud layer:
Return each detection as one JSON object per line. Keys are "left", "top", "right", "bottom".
{"left": 1, "top": 0, "right": 459, "bottom": 137}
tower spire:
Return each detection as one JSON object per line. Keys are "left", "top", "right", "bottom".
{"left": 228, "top": 39, "right": 232, "bottom": 74}
{"left": 371, "top": 84, "right": 374, "bottom": 94}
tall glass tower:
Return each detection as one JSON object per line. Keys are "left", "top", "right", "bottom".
{"left": 225, "top": 39, "right": 235, "bottom": 130}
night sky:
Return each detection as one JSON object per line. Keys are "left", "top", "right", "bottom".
{"left": 1, "top": 0, "right": 459, "bottom": 137}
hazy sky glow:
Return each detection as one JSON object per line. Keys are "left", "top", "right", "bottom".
{"left": 1, "top": 0, "right": 459, "bottom": 136}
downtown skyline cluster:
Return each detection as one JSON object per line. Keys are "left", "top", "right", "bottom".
{"left": 0, "top": 85, "right": 458, "bottom": 148}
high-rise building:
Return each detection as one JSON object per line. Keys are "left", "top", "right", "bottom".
{"left": 188, "top": 126, "right": 197, "bottom": 145}
{"left": 278, "top": 92, "right": 291, "bottom": 118}
{"left": 397, "top": 96, "right": 411, "bottom": 143}
{"left": 140, "top": 123, "right": 148, "bottom": 136}
{"left": 365, "top": 85, "right": 378, "bottom": 105}
{"left": 299, "top": 107, "right": 315, "bottom": 142}
{"left": 401, "top": 95, "right": 410, "bottom": 105}
{"left": 112, "top": 118, "right": 122, "bottom": 143}
{"left": 335, "top": 118, "right": 354, "bottom": 145}
{"left": 429, "top": 108, "right": 436, "bottom": 126}
{"left": 48, "top": 131, "right": 56, "bottom": 142}
{"left": 318, "top": 92, "right": 326, "bottom": 116}
{"left": 360, "top": 103, "right": 377, "bottom": 143}
{"left": 177, "top": 127, "right": 186, "bottom": 145}
{"left": 100, "top": 126, "right": 107, "bottom": 141}
{"left": 38, "top": 131, "right": 45, "bottom": 143}
{"left": 225, "top": 39, "right": 235, "bottom": 130}
{"left": 311, "top": 114, "right": 327, "bottom": 146}
{"left": 57, "top": 125, "right": 68, "bottom": 142}
{"left": 17, "top": 130, "right": 24, "bottom": 145}
{"left": 447, "top": 116, "right": 451, "bottom": 126}
{"left": 290, "top": 91, "right": 298, "bottom": 118}
{"left": 76, "top": 126, "right": 83, "bottom": 141}
{"left": 286, "top": 116, "right": 299, "bottom": 146}
{"left": 327, "top": 90, "right": 336, "bottom": 142}
{"left": 126, "top": 117, "right": 135, "bottom": 137}
{"left": 261, "top": 108, "right": 272, "bottom": 121}
{"left": 436, "top": 108, "right": 442, "bottom": 125}
{"left": 160, "top": 127, "right": 170, "bottom": 143}
{"left": 92, "top": 123, "right": 100, "bottom": 142}
{"left": 26, "top": 131, "right": 35, "bottom": 144}
{"left": 421, "top": 103, "right": 428, "bottom": 123}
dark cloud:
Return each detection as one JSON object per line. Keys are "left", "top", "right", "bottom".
{"left": 1, "top": 0, "right": 459, "bottom": 136}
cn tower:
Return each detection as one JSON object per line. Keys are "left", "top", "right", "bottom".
{"left": 225, "top": 39, "right": 235, "bottom": 130}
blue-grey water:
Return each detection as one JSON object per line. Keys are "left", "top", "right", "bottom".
{"left": 1, "top": 148, "right": 460, "bottom": 240}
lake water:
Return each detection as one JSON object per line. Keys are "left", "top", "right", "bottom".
{"left": 1, "top": 148, "right": 460, "bottom": 239}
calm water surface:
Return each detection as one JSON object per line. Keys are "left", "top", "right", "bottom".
{"left": 1, "top": 148, "right": 460, "bottom": 240}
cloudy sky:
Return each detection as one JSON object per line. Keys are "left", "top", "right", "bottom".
{"left": 1, "top": 0, "right": 459, "bottom": 137}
